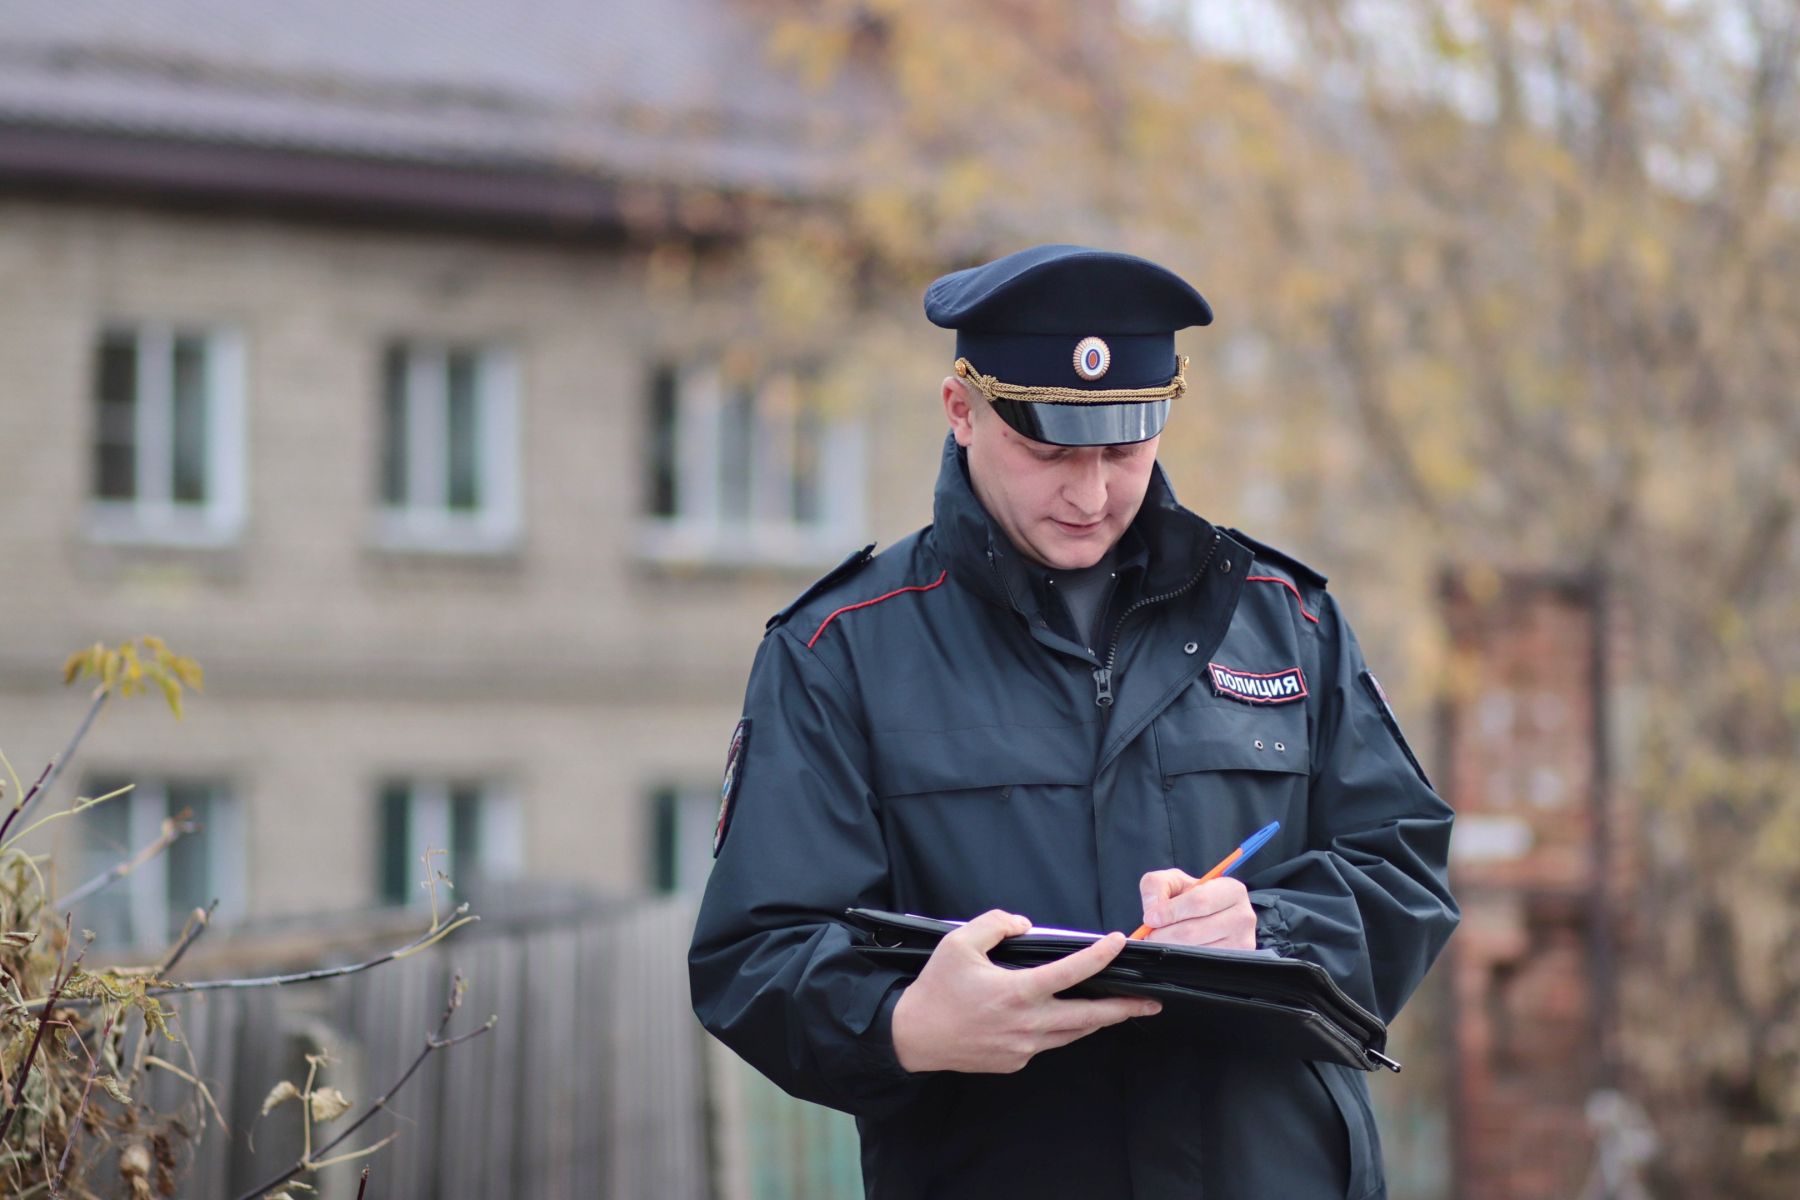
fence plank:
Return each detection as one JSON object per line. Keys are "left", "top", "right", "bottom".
{"left": 153, "top": 895, "right": 742, "bottom": 1198}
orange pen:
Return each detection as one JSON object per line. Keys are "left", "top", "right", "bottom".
{"left": 1129, "top": 820, "right": 1281, "bottom": 940}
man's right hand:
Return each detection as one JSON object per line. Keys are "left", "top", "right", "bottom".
{"left": 889, "top": 909, "right": 1162, "bottom": 1074}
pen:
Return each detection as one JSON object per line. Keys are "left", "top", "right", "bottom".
{"left": 1129, "top": 820, "right": 1281, "bottom": 940}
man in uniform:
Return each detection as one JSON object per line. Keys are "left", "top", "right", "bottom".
{"left": 690, "top": 245, "right": 1458, "bottom": 1198}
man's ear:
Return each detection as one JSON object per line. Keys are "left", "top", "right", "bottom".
{"left": 943, "top": 376, "right": 980, "bottom": 448}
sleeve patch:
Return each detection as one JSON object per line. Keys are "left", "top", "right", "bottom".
{"left": 713, "top": 718, "right": 751, "bottom": 858}
{"left": 1360, "top": 671, "right": 1431, "bottom": 788}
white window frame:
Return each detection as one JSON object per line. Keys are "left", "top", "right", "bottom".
{"left": 636, "top": 364, "right": 868, "bottom": 568}
{"left": 76, "top": 778, "right": 245, "bottom": 948}
{"left": 379, "top": 779, "right": 524, "bottom": 908}
{"left": 371, "top": 343, "right": 522, "bottom": 554}
{"left": 84, "top": 324, "right": 247, "bottom": 547}
{"left": 651, "top": 785, "right": 723, "bottom": 896}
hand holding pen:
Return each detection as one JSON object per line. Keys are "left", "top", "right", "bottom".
{"left": 1131, "top": 821, "right": 1281, "bottom": 944}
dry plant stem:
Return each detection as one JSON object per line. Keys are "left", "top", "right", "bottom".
{"left": 22, "top": 908, "right": 477, "bottom": 1013}
{"left": 357, "top": 1166, "right": 370, "bottom": 1199}
{"left": 52, "top": 815, "right": 198, "bottom": 910}
{"left": 0, "top": 763, "right": 53, "bottom": 846}
{"left": 48, "top": 1008, "right": 118, "bottom": 1197}
{"left": 141, "top": 1055, "right": 227, "bottom": 1131}
{"left": 0, "top": 917, "right": 85, "bottom": 1147}
{"left": 298, "top": 1054, "right": 322, "bottom": 1167}
{"left": 0, "top": 689, "right": 109, "bottom": 845}
{"left": 156, "top": 899, "right": 218, "bottom": 977}
{"left": 231, "top": 979, "right": 497, "bottom": 1200}
{"left": 124, "top": 898, "right": 218, "bottom": 1110}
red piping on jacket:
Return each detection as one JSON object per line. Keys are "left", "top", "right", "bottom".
{"left": 1245, "top": 575, "right": 1320, "bottom": 624}
{"left": 807, "top": 570, "right": 950, "bottom": 649}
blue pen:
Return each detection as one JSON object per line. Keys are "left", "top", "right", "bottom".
{"left": 1130, "top": 820, "right": 1281, "bottom": 939}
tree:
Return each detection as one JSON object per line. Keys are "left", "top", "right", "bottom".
{"left": 706, "top": 2, "right": 1799, "bottom": 1194}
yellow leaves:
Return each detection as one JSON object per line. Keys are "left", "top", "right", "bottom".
{"left": 765, "top": 14, "right": 853, "bottom": 90}
{"left": 63, "top": 969, "right": 175, "bottom": 1042}
{"left": 261, "top": 1052, "right": 363, "bottom": 1176}
{"left": 1387, "top": 356, "right": 1481, "bottom": 500}
{"left": 262, "top": 1079, "right": 302, "bottom": 1115}
{"left": 749, "top": 235, "right": 854, "bottom": 341}
{"left": 61, "top": 637, "right": 203, "bottom": 719}
{"left": 308, "top": 1087, "right": 352, "bottom": 1124}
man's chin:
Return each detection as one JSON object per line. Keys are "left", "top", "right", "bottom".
{"left": 1036, "top": 534, "right": 1112, "bottom": 570}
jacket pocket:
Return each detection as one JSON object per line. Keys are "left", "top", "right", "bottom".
{"left": 1308, "top": 1059, "right": 1385, "bottom": 1199}
{"left": 1155, "top": 695, "right": 1310, "bottom": 777}
{"left": 869, "top": 724, "right": 1093, "bottom": 799}
{"left": 1154, "top": 700, "right": 1311, "bottom": 872}
{"left": 866, "top": 725, "right": 1099, "bottom": 922}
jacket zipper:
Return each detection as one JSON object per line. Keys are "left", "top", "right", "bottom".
{"left": 1092, "top": 532, "right": 1221, "bottom": 708}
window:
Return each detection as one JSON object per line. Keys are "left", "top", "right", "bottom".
{"left": 639, "top": 363, "right": 867, "bottom": 566}
{"left": 377, "top": 779, "right": 523, "bottom": 907}
{"left": 72, "top": 777, "right": 244, "bottom": 947}
{"left": 374, "top": 342, "right": 520, "bottom": 552}
{"left": 649, "top": 786, "right": 723, "bottom": 895}
{"left": 87, "top": 324, "right": 246, "bottom": 545}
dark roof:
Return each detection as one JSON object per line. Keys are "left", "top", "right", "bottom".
{"left": 0, "top": 0, "right": 859, "bottom": 224}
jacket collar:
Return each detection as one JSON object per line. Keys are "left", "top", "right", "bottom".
{"left": 930, "top": 432, "right": 1221, "bottom": 613}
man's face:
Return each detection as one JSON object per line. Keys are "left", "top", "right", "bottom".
{"left": 944, "top": 378, "right": 1160, "bottom": 570}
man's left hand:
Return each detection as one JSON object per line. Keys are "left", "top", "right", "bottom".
{"left": 1137, "top": 870, "right": 1257, "bottom": 949}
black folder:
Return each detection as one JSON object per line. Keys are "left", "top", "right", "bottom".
{"left": 843, "top": 908, "right": 1400, "bottom": 1073}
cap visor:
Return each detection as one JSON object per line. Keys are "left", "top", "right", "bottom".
{"left": 990, "top": 399, "right": 1169, "bottom": 446}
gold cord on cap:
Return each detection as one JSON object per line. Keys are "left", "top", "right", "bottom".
{"left": 954, "top": 356, "right": 1188, "bottom": 405}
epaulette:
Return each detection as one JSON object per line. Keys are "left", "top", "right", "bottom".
{"left": 1224, "top": 527, "right": 1328, "bottom": 590}
{"left": 764, "top": 543, "right": 877, "bottom": 633}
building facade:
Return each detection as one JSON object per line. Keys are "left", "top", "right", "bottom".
{"left": 0, "top": 1, "right": 942, "bottom": 936}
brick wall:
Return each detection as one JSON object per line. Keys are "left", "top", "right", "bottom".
{"left": 1441, "top": 570, "right": 1631, "bottom": 1199}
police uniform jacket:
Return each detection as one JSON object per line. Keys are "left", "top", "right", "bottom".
{"left": 690, "top": 435, "right": 1459, "bottom": 1199}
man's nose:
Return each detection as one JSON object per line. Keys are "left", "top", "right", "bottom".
{"left": 1063, "top": 453, "right": 1108, "bottom": 515}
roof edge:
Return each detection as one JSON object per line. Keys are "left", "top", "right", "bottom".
{"left": 0, "top": 123, "right": 752, "bottom": 239}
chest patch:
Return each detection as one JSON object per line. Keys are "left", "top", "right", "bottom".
{"left": 1209, "top": 662, "right": 1308, "bottom": 705}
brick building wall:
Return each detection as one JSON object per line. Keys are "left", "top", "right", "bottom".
{"left": 1441, "top": 570, "right": 1633, "bottom": 1199}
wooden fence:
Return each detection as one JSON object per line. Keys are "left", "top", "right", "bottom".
{"left": 125, "top": 883, "right": 1460, "bottom": 1199}
{"left": 133, "top": 891, "right": 720, "bottom": 1199}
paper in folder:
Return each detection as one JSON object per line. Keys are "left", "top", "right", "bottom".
{"left": 843, "top": 908, "right": 1400, "bottom": 1073}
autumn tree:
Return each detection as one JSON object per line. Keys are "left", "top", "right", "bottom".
{"left": 685, "top": 1, "right": 1799, "bottom": 1195}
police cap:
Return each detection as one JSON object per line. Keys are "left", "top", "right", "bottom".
{"left": 924, "top": 244, "right": 1212, "bottom": 446}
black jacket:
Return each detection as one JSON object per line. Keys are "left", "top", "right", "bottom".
{"left": 690, "top": 436, "right": 1459, "bottom": 1199}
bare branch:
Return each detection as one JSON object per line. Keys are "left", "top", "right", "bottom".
{"left": 0, "top": 762, "right": 54, "bottom": 847}
{"left": 16, "top": 908, "right": 478, "bottom": 1014}
{"left": 0, "top": 689, "right": 111, "bottom": 846}
{"left": 156, "top": 900, "right": 219, "bottom": 978}
{"left": 52, "top": 813, "right": 199, "bottom": 911}
{"left": 230, "top": 975, "right": 497, "bottom": 1200}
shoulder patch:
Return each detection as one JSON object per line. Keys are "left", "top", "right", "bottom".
{"left": 1223, "top": 527, "right": 1328, "bottom": 590}
{"left": 713, "top": 718, "right": 750, "bottom": 857}
{"left": 765, "top": 544, "right": 877, "bottom": 633}
{"left": 1361, "top": 671, "right": 1432, "bottom": 788}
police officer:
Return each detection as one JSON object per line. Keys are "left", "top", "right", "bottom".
{"left": 690, "top": 245, "right": 1458, "bottom": 1198}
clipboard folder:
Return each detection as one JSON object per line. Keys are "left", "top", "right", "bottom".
{"left": 844, "top": 908, "right": 1401, "bottom": 1073}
